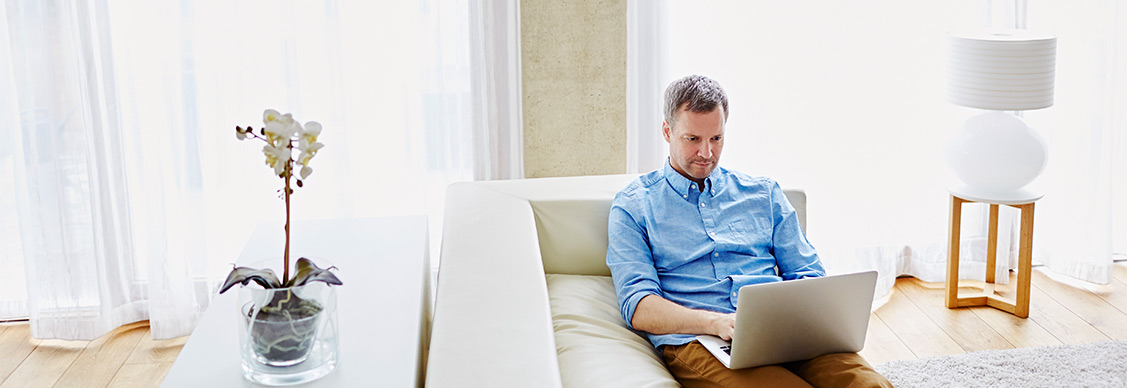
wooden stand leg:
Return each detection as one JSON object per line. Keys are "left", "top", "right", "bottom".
{"left": 945, "top": 196, "right": 964, "bottom": 309}
{"left": 1014, "top": 203, "right": 1035, "bottom": 318}
{"left": 986, "top": 204, "right": 999, "bottom": 283}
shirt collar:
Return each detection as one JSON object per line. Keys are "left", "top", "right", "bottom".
{"left": 663, "top": 158, "right": 724, "bottom": 197}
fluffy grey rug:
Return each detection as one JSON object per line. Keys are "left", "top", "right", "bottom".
{"left": 875, "top": 340, "right": 1127, "bottom": 387}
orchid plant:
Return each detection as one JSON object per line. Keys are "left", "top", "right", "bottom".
{"left": 219, "top": 109, "right": 342, "bottom": 294}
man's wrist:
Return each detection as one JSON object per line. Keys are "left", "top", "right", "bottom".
{"left": 704, "top": 311, "right": 724, "bottom": 334}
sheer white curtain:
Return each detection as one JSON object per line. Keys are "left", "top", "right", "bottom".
{"left": 0, "top": 0, "right": 144, "bottom": 339}
{"left": 0, "top": 0, "right": 475, "bottom": 339}
{"left": 469, "top": 0, "right": 524, "bottom": 181}
{"left": 629, "top": 1, "right": 1125, "bottom": 296}
{"left": 626, "top": 0, "right": 666, "bottom": 174}
{"left": 1025, "top": 0, "right": 1126, "bottom": 283}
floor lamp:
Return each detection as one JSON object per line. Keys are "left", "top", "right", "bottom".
{"left": 943, "top": 28, "right": 1056, "bottom": 318}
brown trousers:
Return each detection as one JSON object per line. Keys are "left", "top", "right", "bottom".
{"left": 662, "top": 341, "right": 894, "bottom": 388}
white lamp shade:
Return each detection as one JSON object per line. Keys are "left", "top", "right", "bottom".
{"left": 948, "top": 29, "right": 1057, "bottom": 111}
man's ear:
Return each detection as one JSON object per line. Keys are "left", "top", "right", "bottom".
{"left": 662, "top": 120, "right": 672, "bottom": 144}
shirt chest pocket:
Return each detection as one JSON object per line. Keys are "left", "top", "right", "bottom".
{"left": 729, "top": 217, "right": 772, "bottom": 238}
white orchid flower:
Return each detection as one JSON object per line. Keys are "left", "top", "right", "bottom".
{"left": 266, "top": 122, "right": 303, "bottom": 146}
{"left": 296, "top": 142, "right": 323, "bottom": 166}
{"left": 278, "top": 113, "right": 295, "bottom": 125}
{"left": 254, "top": 109, "right": 324, "bottom": 179}
{"left": 263, "top": 121, "right": 287, "bottom": 145}
{"left": 263, "top": 109, "right": 303, "bottom": 145}
{"left": 301, "top": 121, "right": 321, "bottom": 144}
{"left": 297, "top": 130, "right": 322, "bottom": 154}
{"left": 263, "top": 109, "right": 282, "bottom": 124}
{"left": 262, "top": 144, "right": 291, "bottom": 176}
{"left": 264, "top": 109, "right": 296, "bottom": 126}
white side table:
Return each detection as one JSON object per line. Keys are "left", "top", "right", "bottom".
{"left": 944, "top": 186, "right": 1041, "bottom": 318}
{"left": 162, "top": 216, "right": 430, "bottom": 387}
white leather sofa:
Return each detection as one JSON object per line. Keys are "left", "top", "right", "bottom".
{"left": 425, "top": 174, "right": 808, "bottom": 387}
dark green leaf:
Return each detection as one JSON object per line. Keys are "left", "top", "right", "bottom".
{"left": 285, "top": 257, "right": 343, "bottom": 287}
{"left": 218, "top": 266, "right": 282, "bottom": 294}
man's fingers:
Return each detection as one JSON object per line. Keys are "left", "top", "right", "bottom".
{"left": 720, "top": 314, "right": 735, "bottom": 341}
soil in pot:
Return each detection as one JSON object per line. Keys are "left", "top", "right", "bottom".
{"left": 244, "top": 289, "right": 324, "bottom": 367}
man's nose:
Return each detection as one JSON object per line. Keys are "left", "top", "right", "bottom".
{"left": 698, "top": 141, "right": 713, "bottom": 159}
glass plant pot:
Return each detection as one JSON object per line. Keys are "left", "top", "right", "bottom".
{"left": 236, "top": 280, "right": 339, "bottom": 385}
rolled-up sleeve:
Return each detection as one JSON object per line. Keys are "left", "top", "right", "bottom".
{"left": 769, "top": 181, "right": 825, "bottom": 280}
{"left": 606, "top": 194, "right": 662, "bottom": 330}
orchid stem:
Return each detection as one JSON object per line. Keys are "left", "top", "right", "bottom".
{"left": 283, "top": 144, "right": 292, "bottom": 284}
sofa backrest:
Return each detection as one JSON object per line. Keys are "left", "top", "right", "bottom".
{"left": 456, "top": 174, "right": 807, "bottom": 277}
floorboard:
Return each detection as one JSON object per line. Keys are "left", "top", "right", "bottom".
{"left": 895, "top": 278, "right": 1014, "bottom": 352}
{"left": 0, "top": 339, "right": 86, "bottom": 388}
{"left": 1031, "top": 269, "right": 1127, "bottom": 340}
{"left": 108, "top": 362, "right": 173, "bottom": 388}
{"left": 0, "top": 323, "right": 40, "bottom": 383}
{"left": 1097, "top": 277, "right": 1127, "bottom": 316}
{"left": 1026, "top": 282, "right": 1112, "bottom": 345}
{"left": 859, "top": 312, "right": 915, "bottom": 365}
{"left": 873, "top": 286, "right": 964, "bottom": 358}
{"left": 123, "top": 332, "right": 187, "bottom": 365}
{"left": 968, "top": 305, "right": 1062, "bottom": 349}
{"left": 53, "top": 322, "right": 149, "bottom": 388}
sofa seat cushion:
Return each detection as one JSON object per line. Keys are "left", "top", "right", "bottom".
{"left": 547, "top": 274, "right": 679, "bottom": 388}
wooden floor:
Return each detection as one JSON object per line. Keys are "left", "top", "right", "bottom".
{"left": 0, "top": 262, "right": 1123, "bottom": 387}
{"left": 860, "top": 262, "right": 1127, "bottom": 365}
{"left": 0, "top": 321, "right": 185, "bottom": 388}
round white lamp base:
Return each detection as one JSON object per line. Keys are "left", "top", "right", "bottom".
{"left": 946, "top": 111, "right": 1047, "bottom": 202}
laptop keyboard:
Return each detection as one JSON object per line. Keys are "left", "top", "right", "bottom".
{"left": 721, "top": 345, "right": 731, "bottom": 355}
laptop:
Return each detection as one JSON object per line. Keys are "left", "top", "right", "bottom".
{"left": 696, "top": 270, "right": 878, "bottom": 369}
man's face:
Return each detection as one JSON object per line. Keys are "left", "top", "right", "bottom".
{"left": 663, "top": 106, "right": 725, "bottom": 184}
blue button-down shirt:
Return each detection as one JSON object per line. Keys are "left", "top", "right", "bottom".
{"left": 606, "top": 161, "right": 825, "bottom": 348}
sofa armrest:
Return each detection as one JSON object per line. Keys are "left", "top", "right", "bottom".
{"left": 426, "top": 183, "right": 562, "bottom": 388}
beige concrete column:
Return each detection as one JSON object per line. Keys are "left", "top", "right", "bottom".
{"left": 520, "top": 0, "right": 626, "bottom": 178}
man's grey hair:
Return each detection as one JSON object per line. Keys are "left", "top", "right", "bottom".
{"left": 663, "top": 75, "right": 729, "bottom": 127}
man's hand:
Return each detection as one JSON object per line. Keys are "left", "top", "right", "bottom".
{"left": 707, "top": 312, "right": 736, "bottom": 341}
{"left": 632, "top": 294, "right": 736, "bottom": 340}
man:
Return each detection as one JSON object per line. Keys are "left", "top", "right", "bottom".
{"left": 606, "top": 75, "right": 892, "bottom": 388}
